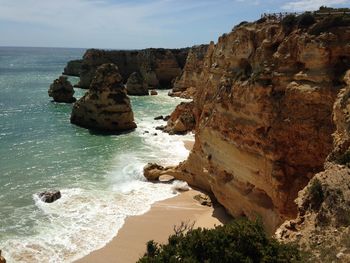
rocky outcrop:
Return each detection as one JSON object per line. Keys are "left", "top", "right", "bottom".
{"left": 76, "top": 48, "right": 188, "bottom": 89}
{"left": 38, "top": 190, "right": 61, "bottom": 203}
{"left": 151, "top": 16, "right": 350, "bottom": 233}
{"left": 126, "top": 72, "right": 148, "bottom": 96}
{"left": 71, "top": 63, "right": 136, "bottom": 132}
{"left": 164, "top": 101, "right": 195, "bottom": 135}
{"left": 276, "top": 71, "right": 350, "bottom": 261}
{"left": 0, "top": 250, "right": 6, "bottom": 263}
{"left": 150, "top": 90, "right": 158, "bottom": 96}
{"left": 170, "top": 45, "right": 209, "bottom": 98}
{"left": 48, "top": 76, "right": 76, "bottom": 103}
{"left": 63, "top": 59, "right": 82, "bottom": 77}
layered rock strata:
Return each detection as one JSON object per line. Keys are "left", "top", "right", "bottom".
{"left": 170, "top": 44, "right": 209, "bottom": 98}
{"left": 126, "top": 72, "right": 149, "bottom": 96}
{"left": 71, "top": 63, "right": 136, "bottom": 132}
{"left": 74, "top": 48, "right": 188, "bottom": 89}
{"left": 48, "top": 76, "right": 76, "bottom": 103}
{"left": 276, "top": 71, "right": 350, "bottom": 261}
{"left": 148, "top": 17, "right": 350, "bottom": 232}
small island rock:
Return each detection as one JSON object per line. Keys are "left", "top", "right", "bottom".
{"left": 38, "top": 190, "right": 61, "bottom": 203}
{"left": 48, "top": 76, "right": 76, "bottom": 103}
{"left": 70, "top": 63, "right": 137, "bottom": 132}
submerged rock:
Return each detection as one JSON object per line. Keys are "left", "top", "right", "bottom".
{"left": 38, "top": 190, "right": 61, "bottom": 203}
{"left": 48, "top": 76, "right": 76, "bottom": 103}
{"left": 126, "top": 72, "right": 149, "bottom": 96}
{"left": 70, "top": 63, "right": 136, "bottom": 132}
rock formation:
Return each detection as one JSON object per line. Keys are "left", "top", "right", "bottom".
{"left": 126, "top": 72, "right": 148, "bottom": 96}
{"left": 71, "top": 63, "right": 136, "bottom": 132}
{"left": 146, "top": 15, "right": 350, "bottom": 232}
{"left": 48, "top": 76, "right": 76, "bottom": 103}
{"left": 170, "top": 45, "right": 209, "bottom": 98}
{"left": 276, "top": 70, "right": 350, "bottom": 262}
{"left": 164, "top": 101, "right": 195, "bottom": 135}
{"left": 63, "top": 59, "right": 82, "bottom": 77}
{"left": 0, "top": 250, "right": 6, "bottom": 263}
{"left": 38, "top": 190, "right": 61, "bottom": 203}
{"left": 71, "top": 48, "right": 188, "bottom": 89}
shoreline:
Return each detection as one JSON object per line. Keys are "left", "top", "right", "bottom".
{"left": 75, "top": 189, "right": 231, "bottom": 263}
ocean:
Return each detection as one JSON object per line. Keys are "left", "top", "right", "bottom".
{"left": 0, "top": 47, "right": 193, "bottom": 262}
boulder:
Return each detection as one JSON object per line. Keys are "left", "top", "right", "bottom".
{"left": 48, "top": 76, "right": 76, "bottom": 103}
{"left": 143, "top": 163, "right": 165, "bottom": 181}
{"left": 38, "top": 190, "right": 61, "bottom": 203}
{"left": 70, "top": 63, "right": 137, "bottom": 132}
{"left": 0, "top": 250, "right": 5, "bottom": 263}
{"left": 126, "top": 72, "right": 149, "bottom": 96}
{"left": 194, "top": 193, "right": 212, "bottom": 207}
{"left": 150, "top": 90, "right": 158, "bottom": 95}
{"left": 172, "top": 181, "right": 190, "bottom": 192}
{"left": 154, "top": 115, "right": 164, "bottom": 120}
{"left": 164, "top": 101, "right": 195, "bottom": 135}
{"left": 158, "top": 174, "right": 175, "bottom": 183}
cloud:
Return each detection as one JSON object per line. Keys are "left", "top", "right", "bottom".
{"left": 282, "top": 0, "right": 350, "bottom": 11}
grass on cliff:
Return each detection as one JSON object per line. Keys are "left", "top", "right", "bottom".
{"left": 138, "top": 218, "right": 303, "bottom": 263}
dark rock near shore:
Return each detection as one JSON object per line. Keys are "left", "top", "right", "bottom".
{"left": 154, "top": 115, "right": 164, "bottom": 120}
{"left": 38, "top": 190, "right": 61, "bottom": 203}
{"left": 48, "top": 76, "right": 76, "bottom": 103}
{"left": 71, "top": 63, "right": 136, "bottom": 132}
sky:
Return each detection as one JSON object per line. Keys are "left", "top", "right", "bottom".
{"left": 0, "top": 0, "right": 349, "bottom": 49}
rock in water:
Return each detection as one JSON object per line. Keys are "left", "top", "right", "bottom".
{"left": 150, "top": 90, "right": 158, "bottom": 95}
{"left": 70, "top": 63, "right": 137, "bottom": 132}
{"left": 126, "top": 72, "right": 149, "bottom": 96}
{"left": 0, "top": 250, "right": 6, "bottom": 263}
{"left": 38, "top": 190, "right": 61, "bottom": 203}
{"left": 48, "top": 76, "right": 76, "bottom": 103}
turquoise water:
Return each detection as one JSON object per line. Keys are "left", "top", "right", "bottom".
{"left": 0, "top": 47, "right": 192, "bottom": 262}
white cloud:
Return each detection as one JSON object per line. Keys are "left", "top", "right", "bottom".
{"left": 282, "top": 0, "right": 349, "bottom": 11}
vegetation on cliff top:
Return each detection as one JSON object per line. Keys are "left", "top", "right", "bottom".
{"left": 138, "top": 219, "right": 302, "bottom": 263}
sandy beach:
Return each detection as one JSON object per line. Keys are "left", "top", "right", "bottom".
{"left": 76, "top": 189, "right": 231, "bottom": 263}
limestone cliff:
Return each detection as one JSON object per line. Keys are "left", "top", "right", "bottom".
{"left": 170, "top": 45, "right": 209, "bottom": 99}
{"left": 159, "top": 16, "right": 350, "bottom": 232}
{"left": 71, "top": 63, "right": 136, "bottom": 132}
{"left": 74, "top": 48, "right": 188, "bottom": 89}
{"left": 126, "top": 72, "right": 149, "bottom": 96}
{"left": 276, "top": 70, "right": 350, "bottom": 262}
{"left": 63, "top": 59, "right": 82, "bottom": 77}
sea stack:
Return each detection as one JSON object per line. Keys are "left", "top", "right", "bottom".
{"left": 70, "top": 63, "right": 136, "bottom": 132}
{"left": 126, "top": 72, "right": 149, "bottom": 96}
{"left": 48, "top": 76, "right": 76, "bottom": 103}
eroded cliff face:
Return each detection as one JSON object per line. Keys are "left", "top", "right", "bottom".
{"left": 77, "top": 48, "right": 188, "bottom": 89}
{"left": 172, "top": 19, "right": 350, "bottom": 232}
{"left": 171, "top": 45, "right": 209, "bottom": 98}
{"left": 276, "top": 71, "right": 350, "bottom": 262}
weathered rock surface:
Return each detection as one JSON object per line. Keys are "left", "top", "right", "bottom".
{"left": 157, "top": 16, "right": 350, "bottom": 233}
{"left": 48, "top": 76, "right": 76, "bottom": 103}
{"left": 75, "top": 48, "right": 188, "bottom": 89}
{"left": 164, "top": 101, "right": 195, "bottom": 135}
{"left": 38, "top": 190, "right": 61, "bottom": 203}
{"left": 194, "top": 193, "right": 212, "bottom": 207}
{"left": 70, "top": 63, "right": 136, "bottom": 132}
{"left": 150, "top": 90, "right": 158, "bottom": 96}
{"left": 63, "top": 59, "right": 82, "bottom": 77}
{"left": 171, "top": 45, "right": 209, "bottom": 99}
{"left": 0, "top": 250, "right": 6, "bottom": 263}
{"left": 275, "top": 70, "right": 350, "bottom": 261}
{"left": 126, "top": 72, "right": 148, "bottom": 96}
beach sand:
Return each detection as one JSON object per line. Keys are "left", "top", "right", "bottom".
{"left": 76, "top": 189, "right": 231, "bottom": 263}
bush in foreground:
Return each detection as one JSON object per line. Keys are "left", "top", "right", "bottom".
{"left": 138, "top": 219, "right": 302, "bottom": 263}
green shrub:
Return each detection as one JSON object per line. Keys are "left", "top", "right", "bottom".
{"left": 297, "top": 13, "right": 316, "bottom": 28}
{"left": 138, "top": 219, "right": 302, "bottom": 263}
{"left": 309, "top": 15, "right": 350, "bottom": 35}
{"left": 309, "top": 179, "right": 324, "bottom": 210}
{"left": 282, "top": 14, "right": 297, "bottom": 33}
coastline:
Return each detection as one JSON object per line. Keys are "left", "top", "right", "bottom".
{"left": 75, "top": 189, "right": 231, "bottom": 263}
